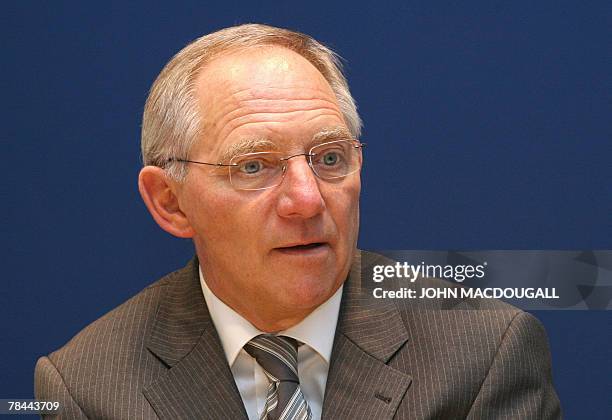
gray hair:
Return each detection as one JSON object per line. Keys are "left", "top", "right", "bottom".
{"left": 141, "top": 23, "right": 362, "bottom": 180}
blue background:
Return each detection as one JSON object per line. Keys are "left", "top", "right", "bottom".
{"left": 2, "top": 1, "right": 611, "bottom": 418}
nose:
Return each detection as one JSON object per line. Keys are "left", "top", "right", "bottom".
{"left": 276, "top": 156, "right": 325, "bottom": 219}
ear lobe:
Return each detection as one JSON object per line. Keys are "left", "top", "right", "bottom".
{"left": 138, "top": 166, "right": 195, "bottom": 238}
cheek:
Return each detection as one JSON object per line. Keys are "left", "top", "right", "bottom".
{"left": 332, "top": 182, "right": 360, "bottom": 230}
{"left": 180, "top": 185, "right": 232, "bottom": 240}
{"left": 186, "top": 186, "right": 273, "bottom": 246}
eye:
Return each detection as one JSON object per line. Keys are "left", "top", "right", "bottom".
{"left": 239, "top": 159, "right": 264, "bottom": 174}
{"left": 321, "top": 151, "right": 340, "bottom": 166}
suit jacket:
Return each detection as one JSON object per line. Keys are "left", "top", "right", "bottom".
{"left": 35, "top": 251, "right": 561, "bottom": 419}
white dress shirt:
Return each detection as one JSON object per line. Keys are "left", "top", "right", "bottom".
{"left": 199, "top": 266, "right": 342, "bottom": 420}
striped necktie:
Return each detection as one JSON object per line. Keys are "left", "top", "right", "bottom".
{"left": 244, "top": 335, "right": 312, "bottom": 420}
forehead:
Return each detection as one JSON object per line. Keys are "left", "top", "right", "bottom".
{"left": 196, "top": 46, "right": 334, "bottom": 99}
{"left": 192, "top": 46, "right": 346, "bottom": 156}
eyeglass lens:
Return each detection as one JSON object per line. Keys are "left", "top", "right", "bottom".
{"left": 229, "top": 140, "right": 362, "bottom": 191}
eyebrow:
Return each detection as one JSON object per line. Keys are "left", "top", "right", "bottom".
{"left": 311, "top": 127, "right": 354, "bottom": 143}
{"left": 219, "top": 138, "right": 279, "bottom": 163}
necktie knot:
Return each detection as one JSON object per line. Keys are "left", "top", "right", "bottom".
{"left": 244, "top": 335, "right": 298, "bottom": 382}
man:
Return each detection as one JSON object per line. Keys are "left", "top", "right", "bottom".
{"left": 35, "top": 24, "right": 561, "bottom": 419}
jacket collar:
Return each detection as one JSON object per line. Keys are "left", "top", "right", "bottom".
{"left": 143, "top": 258, "right": 248, "bottom": 419}
{"left": 322, "top": 251, "right": 412, "bottom": 419}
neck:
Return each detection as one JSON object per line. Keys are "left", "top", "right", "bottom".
{"left": 240, "top": 310, "right": 310, "bottom": 333}
{"left": 205, "top": 276, "right": 315, "bottom": 332}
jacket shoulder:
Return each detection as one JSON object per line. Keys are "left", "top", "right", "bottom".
{"left": 49, "top": 270, "right": 175, "bottom": 361}
{"left": 35, "top": 263, "right": 194, "bottom": 417}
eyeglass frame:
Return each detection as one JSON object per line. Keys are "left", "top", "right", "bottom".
{"left": 165, "top": 139, "right": 366, "bottom": 191}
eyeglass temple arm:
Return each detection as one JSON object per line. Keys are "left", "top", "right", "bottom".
{"left": 166, "top": 158, "right": 237, "bottom": 167}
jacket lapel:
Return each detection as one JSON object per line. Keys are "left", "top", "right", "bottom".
{"left": 322, "top": 251, "right": 413, "bottom": 419}
{"left": 143, "top": 259, "right": 248, "bottom": 420}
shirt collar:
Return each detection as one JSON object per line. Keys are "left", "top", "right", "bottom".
{"left": 199, "top": 265, "right": 342, "bottom": 366}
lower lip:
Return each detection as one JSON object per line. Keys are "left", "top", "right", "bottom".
{"left": 274, "top": 243, "right": 330, "bottom": 257}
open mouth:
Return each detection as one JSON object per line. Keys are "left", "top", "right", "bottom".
{"left": 276, "top": 242, "right": 327, "bottom": 253}
{"left": 286, "top": 242, "right": 325, "bottom": 250}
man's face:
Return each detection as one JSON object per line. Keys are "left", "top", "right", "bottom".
{"left": 175, "top": 46, "right": 361, "bottom": 330}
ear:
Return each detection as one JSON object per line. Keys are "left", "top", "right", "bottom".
{"left": 138, "top": 166, "right": 195, "bottom": 238}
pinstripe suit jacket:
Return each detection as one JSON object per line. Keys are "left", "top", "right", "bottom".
{"left": 35, "top": 251, "right": 561, "bottom": 419}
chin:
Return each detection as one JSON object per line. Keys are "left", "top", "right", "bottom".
{"left": 281, "top": 273, "right": 341, "bottom": 310}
